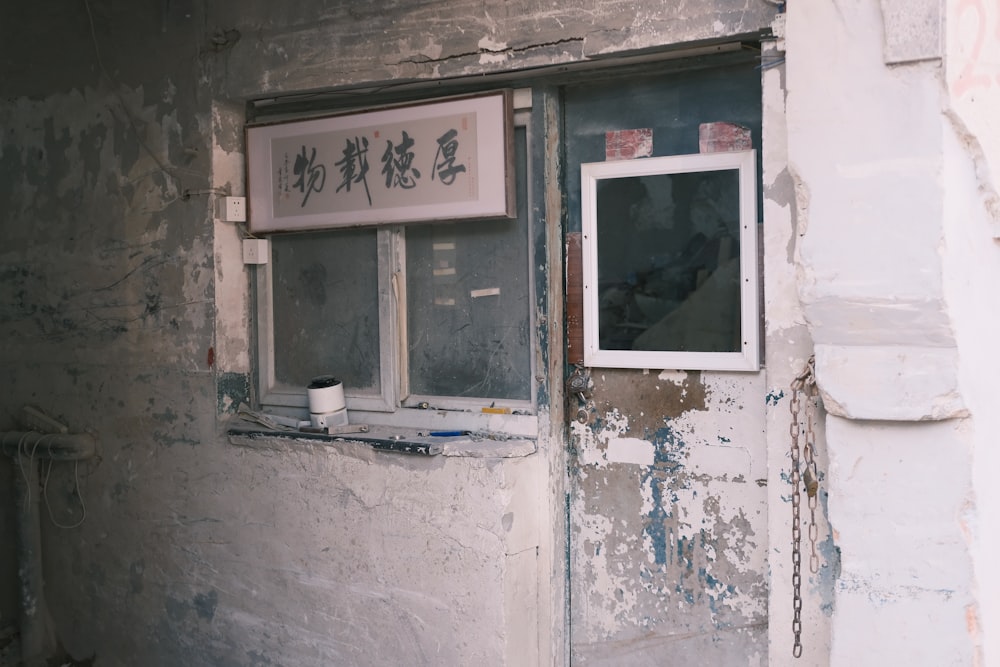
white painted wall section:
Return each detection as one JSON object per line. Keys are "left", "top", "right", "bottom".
{"left": 786, "top": 0, "right": 982, "bottom": 664}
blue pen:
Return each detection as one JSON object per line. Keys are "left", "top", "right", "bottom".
{"left": 430, "top": 430, "right": 468, "bottom": 437}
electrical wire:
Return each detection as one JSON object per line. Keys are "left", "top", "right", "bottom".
{"left": 182, "top": 187, "right": 230, "bottom": 201}
{"left": 8, "top": 430, "right": 88, "bottom": 528}
{"left": 757, "top": 55, "right": 786, "bottom": 71}
{"left": 44, "top": 458, "right": 88, "bottom": 530}
{"left": 15, "top": 432, "right": 48, "bottom": 507}
{"left": 11, "top": 433, "right": 30, "bottom": 502}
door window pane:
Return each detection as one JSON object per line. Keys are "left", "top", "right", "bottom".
{"left": 597, "top": 169, "right": 742, "bottom": 353}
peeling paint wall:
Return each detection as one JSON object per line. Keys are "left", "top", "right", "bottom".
{"left": 0, "top": 1, "right": 782, "bottom": 665}
{"left": 0, "top": 0, "right": 773, "bottom": 665}
{"left": 0, "top": 1, "right": 219, "bottom": 650}
{"left": 0, "top": 461, "right": 14, "bottom": 628}
{"left": 208, "top": 1, "right": 776, "bottom": 99}
{"left": 760, "top": 21, "right": 835, "bottom": 664}
{"left": 943, "top": 0, "right": 1000, "bottom": 663}
{"left": 569, "top": 370, "right": 769, "bottom": 665}
{"left": 0, "top": 25, "right": 545, "bottom": 667}
{"left": 785, "top": 0, "right": 994, "bottom": 664}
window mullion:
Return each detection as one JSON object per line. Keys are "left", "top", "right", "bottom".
{"left": 378, "top": 227, "right": 403, "bottom": 409}
{"left": 389, "top": 226, "right": 408, "bottom": 405}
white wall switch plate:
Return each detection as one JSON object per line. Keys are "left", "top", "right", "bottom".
{"left": 242, "top": 238, "right": 269, "bottom": 265}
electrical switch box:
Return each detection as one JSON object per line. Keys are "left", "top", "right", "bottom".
{"left": 216, "top": 196, "right": 247, "bottom": 222}
{"left": 243, "top": 238, "right": 269, "bottom": 265}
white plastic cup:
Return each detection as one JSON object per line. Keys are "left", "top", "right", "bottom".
{"left": 307, "top": 376, "right": 345, "bottom": 415}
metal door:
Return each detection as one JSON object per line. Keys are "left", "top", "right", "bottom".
{"left": 563, "top": 61, "right": 769, "bottom": 665}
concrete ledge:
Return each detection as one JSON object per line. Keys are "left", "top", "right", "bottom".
{"left": 228, "top": 422, "right": 537, "bottom": 458}
{"left": 814, "top": 344, "right": 967, "bottom": 421}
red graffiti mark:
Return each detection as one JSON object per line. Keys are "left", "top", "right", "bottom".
{"left": 207, "top": 346, "right": 215, "bottom": 368}
{"left": 953, "top": 0, "right": 996, "bottom": 98}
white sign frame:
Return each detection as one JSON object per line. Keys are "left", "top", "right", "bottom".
{"left": 247, "top": 91, "right": 515, "bottom": 233}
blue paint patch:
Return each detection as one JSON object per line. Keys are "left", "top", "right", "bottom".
{"left": 217, "top": 371, "right": 249, "bottom": 414}
{"left": 645, "top": 477, "right": 670, "bottom": 565}
{"left": 153, "top": 407, "right": 178, "bottom": 423}
{"left": 815, "top": 489, "right": 842, "bottom": 616}
{"left": 631, "top": 420, "right": 763, "bottom": 621}
{"left": 676, "top": 534, "right": 696, "bottom": 572}
{"left": 650, "top": 423, "right": 686, "bottom": 471}
{"left": 766, "top": 389, "right": 785, "bottom": 406}
{"left": 674, "top": 581, "right": 696, "bottom": 606}
{"left": 641, "top": 423, "right": 688, "bottom": 566}
{"left": 564, "top": 491, "right": 573, "bottom": 595}
{"left": 193, "top": 589, "right": 218, "bottom": 621}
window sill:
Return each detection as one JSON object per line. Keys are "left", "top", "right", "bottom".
{"left": 226, "top": 419, "right": 537, "bottom": 458}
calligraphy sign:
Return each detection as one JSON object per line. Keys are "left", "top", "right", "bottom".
{"left": 246, "top": 91, "right": 515, "bottom": 232}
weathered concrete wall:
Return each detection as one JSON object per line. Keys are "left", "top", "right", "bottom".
{"left": 761, "top": 21, "right": 834, "bottom": 665}
{"left": 0, "top": 460, "right": 15, "bottom": 630}
{"left": 943, "top": 0, "right": 1000, "bottom": 663}
{"left": 0, "top": 1, "right": 780, "bottom": 666}
{"left": 0, "top": 0, "right": 217, "bottom": 653}
{"left": 785, "top": 0, "right": 992, "bottom": 664}
{"left": 0, "top": 46, "right": 546, "bottom": 667}
{"left": 208, "top": 0, "right": 776, "bottom": 99}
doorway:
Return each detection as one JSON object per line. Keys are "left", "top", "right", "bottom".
{"left": 562, "top": 60, "right": 769, "bottom": 665}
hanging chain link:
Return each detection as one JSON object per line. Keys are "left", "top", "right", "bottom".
{"left": 788, "top": 383, "right": 803, "bottom": 659}
{"left": 789, "top": 354, "right": 819, "bottom": 659}
{"left": 803, "top": 377, "right": 821, "bottom": 575}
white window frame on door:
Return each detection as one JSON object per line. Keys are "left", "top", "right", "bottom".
{"left": 580, "top": 150, "right": 760, "bottom": 372}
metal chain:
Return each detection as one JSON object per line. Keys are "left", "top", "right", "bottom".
{"left": 803, "top": 382, "right": 820, "bottom": 575}
{"left": 789, "top": 354, "right": 818, "bottom": 659}
{"left": 789, "top": 379, "right": 804, "bottom": 659}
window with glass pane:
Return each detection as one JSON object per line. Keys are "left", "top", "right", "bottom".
{"left": 262, "top": 124, "right": 532, "bottom": 413}
{"left": 270, "top": 227, "right": 382, "bottom": 396}
{"left": 404, "top": 127, "right": 531, "bottom": 402}
{"left": 596, "top": 169, "right": 742, "bottom": 353}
